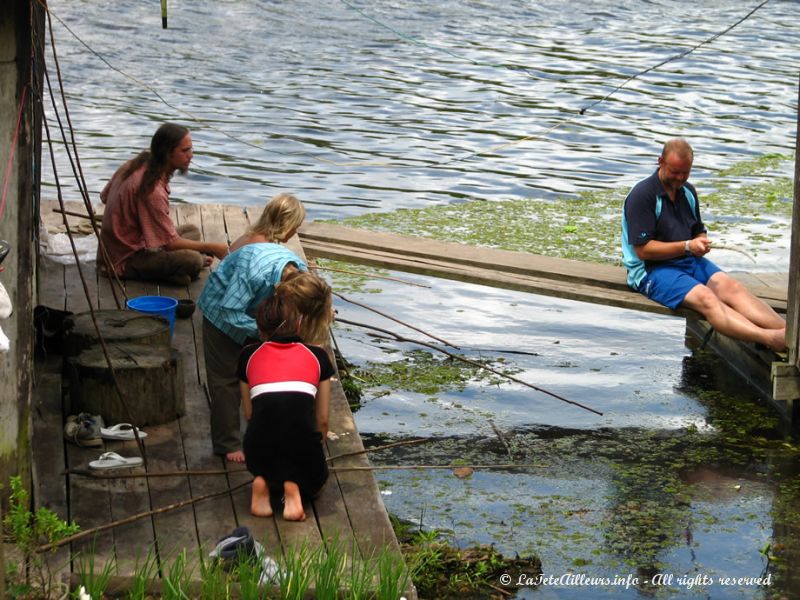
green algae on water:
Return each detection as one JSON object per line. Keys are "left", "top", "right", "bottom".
{"left": 354, "top": 349, "right": 521, "bottom": 396}
{"left": 326, "top": 153, "right": 794, "bottom": 264}
{"left": 315, "top": 258, "right": 390, "bottom": 294}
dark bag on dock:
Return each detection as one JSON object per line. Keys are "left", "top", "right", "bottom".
{"left": 33, "top": 305, "right": 74, "bottom": 358}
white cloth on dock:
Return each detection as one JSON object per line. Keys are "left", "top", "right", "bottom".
{"left": 0, "top": 281, "right": 10, "bottom": 319}
{"left": 39, "top": 225, "right": 97, "bottom": 265}
{"left": 0, "top": 281, "right": 10, "bottom": 353}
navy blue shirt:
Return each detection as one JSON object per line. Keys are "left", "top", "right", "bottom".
{"left": 621, "top": 168, "right": 706, "bottom": 288}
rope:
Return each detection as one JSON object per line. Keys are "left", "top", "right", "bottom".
{"left": 0, "top": 85, "right": 29, "bottom": 223}
{"left": 578, "top": 0, "right": 771, "bottom": 116}
{"left": 43, "top": 7, "right": 126, "bottom": 307}
{"left": 37, "top": 27, "right": 147, "bottom": 462}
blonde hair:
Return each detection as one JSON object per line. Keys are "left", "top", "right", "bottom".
{"left": 248, "top": 193, "right": 306, "bottom": 242}
{"left": 257, "top": 271, "right": 333, "bottom": 346}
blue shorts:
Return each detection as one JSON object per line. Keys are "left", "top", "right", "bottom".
{"left": 639, "top": 256, "right": 722, "bottom": 310}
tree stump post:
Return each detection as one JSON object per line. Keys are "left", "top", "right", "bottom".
{"left": 63, "top": 310, "right": 184, "bottom": 425}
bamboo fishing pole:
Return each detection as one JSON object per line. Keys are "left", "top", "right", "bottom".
{"left": 310, "top": 264, "right": 431, "bottom": 288}
{"left": 44, "top": 462, "right": 546, "bottom": 552}
{"left": 36, "top": 481, "right": 250, "bottom": 553}
{"left": 336, "top": 317, "right": 604, "bottom": 416}
{"left": 329, "top": 463, "right": 548, "bottom": 472}
{"left": 334, "top": 291, "right": 458, "bottom": 348}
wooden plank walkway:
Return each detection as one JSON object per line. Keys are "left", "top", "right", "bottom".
{"left": 34, "top": 201, "right": 415, "bottom": 597}
{"left": 298, "top": 221, "right": 789, "bottom": 316}
{"left": 298, "top": 221, "right": 796, "bottom": 420}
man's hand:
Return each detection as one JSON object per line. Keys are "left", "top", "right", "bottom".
{"left": 688, "top": 238, "right": 712, "bottom": 256}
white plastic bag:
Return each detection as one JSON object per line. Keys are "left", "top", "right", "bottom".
{"left": 0, "top": 281, "right": 11, "bottom": 319}
{"left": 40, "top": 231, "right": 97, "bottom": 265}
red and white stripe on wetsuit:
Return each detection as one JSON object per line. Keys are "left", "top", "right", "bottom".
{"left": 244, "top": 341, "right": 322, "bottom": 399}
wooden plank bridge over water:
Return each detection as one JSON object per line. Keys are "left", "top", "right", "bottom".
{"left": 298, "top": 221, "right": 795, "bottom": 420}
{"left": 35, "top": 201, "right": 415, "bottom": 597}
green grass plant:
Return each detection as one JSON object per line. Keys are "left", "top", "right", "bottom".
{"left": 375, "top": 547, "right": 410, "bottom": 600}
{"left": 127, "top": 545, "right": 160, "bottom": 600}
{"left": 234, "top": 547, "right": 266, "bottom": 600}
{"left": 74, "top": 539, "right": 116, "bottom": 599}
{"left": 397, "top": 524, "right": 539, "bottom": 598}
{"left": 342, "top": 546, "right": 373, "bottom": 600}
{"left": 198, "top": 547, "right": 228, "bottom": 600}
{"left": 275, "top": 542, "right": 313, "bottom": 600}
{"left": 311, "top": 538, "right": 346, "bottom": 600}
{"left": 161, "top": 549, "right": 194, "bottom": 600}
{"left": 3, "top": 475, "right": 80, "bottom": 599}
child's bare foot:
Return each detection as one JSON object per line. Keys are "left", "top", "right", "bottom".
{"left": 282, "top": 481, "right": 305, "bottom": 521}
{"left": 251, "top": 476, "right": 273, "bottom": 517}
{"left": 226, "top": 450, "right": 245, "bottom": 463}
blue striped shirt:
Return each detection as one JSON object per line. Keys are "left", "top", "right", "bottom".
{"left": 198, "top": 243, "right": 306, "bottom": 344}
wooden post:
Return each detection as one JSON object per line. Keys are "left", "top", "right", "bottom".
{"left": 161, "top": 0, "right": 168, "bottom": 29}
{"left": 0, "top": 0, "right": 44, "bottom": 500}
{"left": 775, "top": 76, "right": 800, "bottom": 421}
{"left": 788, "top": 77, "right": 800, "bottom": 368}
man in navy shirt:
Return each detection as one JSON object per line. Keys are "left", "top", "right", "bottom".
{"left": 622, "top": 138, "right": 785, "bottom": 352}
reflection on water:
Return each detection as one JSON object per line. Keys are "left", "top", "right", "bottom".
{"left": 44, "top": 0, "right": 799, "bottom": 220}
{"left": 336, "top": 274, "right": 800, "bottom": 598}
{"left": 358, "top": 321, "right": 800, "bottom": 599}
{"left": 40, "top": 1, "right": 800, "bottom": 597}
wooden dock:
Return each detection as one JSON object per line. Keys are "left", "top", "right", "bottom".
{"left": 34, "top": 201, "right": 415, "bottom": 597}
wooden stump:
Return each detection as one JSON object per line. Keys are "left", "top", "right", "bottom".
{"left": 64, "top": 309, "right": 171, "bottom": 358}
{"left": 67, "top": 343, "right": 185, "bottom": 426}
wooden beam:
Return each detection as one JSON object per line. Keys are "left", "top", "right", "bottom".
{"left": 786, "top": 76, "right": 800, "bottom": 369}
{"left": 301, "top": 227, "right": 786, "bottom": 317}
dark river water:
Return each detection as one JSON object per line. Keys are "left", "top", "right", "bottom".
{"left": 42, "top": 0, "right": 800, "bottom": 598}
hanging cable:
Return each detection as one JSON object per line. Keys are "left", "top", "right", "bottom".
{"left": 1, "top": 85, "right": 29, "bottom": 223}
{"left": 42, "top": 6, "right": 126, "bottom": 307}
{"left": 578, "top": 0, "right": 771, "bottom": 116}
{"left": 39, "top": 67, "right": 148, "bottom": 465}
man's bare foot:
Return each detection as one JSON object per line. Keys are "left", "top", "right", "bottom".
{"left": 250, "top": 476, "right": 273, "bottom": 517}
{"left": 766, "top": 328, "right": 787, "bottom": 353}
{"left": 226, "top": 450, "right": 245, "bottom": 463}
{"left": 283, "top": 481, "right": 306, "bottom": 521}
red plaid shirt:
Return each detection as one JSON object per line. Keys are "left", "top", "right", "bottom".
{"left": 99, "top": 164, "right": 178, "bottom": 275}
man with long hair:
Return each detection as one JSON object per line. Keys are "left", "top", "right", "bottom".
{"left": 97, "top": 123, "right": 228, "bottom": 285}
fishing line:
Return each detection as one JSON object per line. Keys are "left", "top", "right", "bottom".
{"left": 338, "top": 0, "right": 773, "bottom": 166}
{"left": 578, "top": 0, "right": 771, "bottom": 116}
{"left": 39, "top": 1, "right": 300, "bottom": 160}
{"left": 42, "top": 0, "right": 773, "bottom": 173}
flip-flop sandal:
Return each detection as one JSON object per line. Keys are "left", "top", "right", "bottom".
{"left": 88, "top": 452, "right": 143, "bottom": 470}
{"left": 100, "top": 423, "right": 148, "bottom": 441}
